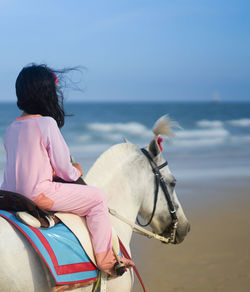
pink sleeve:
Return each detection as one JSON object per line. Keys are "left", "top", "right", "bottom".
{"left": 45, "top": 118, "right": 80, "bottom": 181}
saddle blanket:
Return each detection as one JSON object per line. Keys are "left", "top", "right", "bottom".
{"left": 0, "top": 210, "right": 98, "bottom": 286}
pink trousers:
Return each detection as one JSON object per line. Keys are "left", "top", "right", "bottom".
{"left": 36, "top": 183, "right": 115, "bottom": 273}
{"left": 33, "top": 182, "right": 134, "bottom": 274}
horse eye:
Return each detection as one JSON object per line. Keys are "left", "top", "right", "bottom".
{"left": 170, "top": 179, "right": 176, "bottom": 188}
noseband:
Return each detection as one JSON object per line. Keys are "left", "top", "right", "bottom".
{"left": 137, "top": 148, "right": 178, "bottom": 243}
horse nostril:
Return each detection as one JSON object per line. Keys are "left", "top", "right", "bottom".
{"left": 187, "top": 223, "right": 191, "bottom": 233}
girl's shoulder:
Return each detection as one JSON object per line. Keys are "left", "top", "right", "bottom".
{"left": 35, "top": 116, "right": 60, "bottom": 141}
{"left": 33, "top": 116, "right": 59, "bottom": 137}
{"left": 36, "top": 116, "right": 57, "bottom": 127}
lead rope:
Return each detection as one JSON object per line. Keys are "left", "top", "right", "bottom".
{"left": 109, "top": 208, "right": 171, "bottom": 244}
{"left": 118, "top": 238, "right": 146, "bottom": 292}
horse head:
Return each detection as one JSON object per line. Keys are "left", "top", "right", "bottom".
{"left": 86, "top": 115, "right": 190, "bottom": 245}
{"left": 138, "top": 116, "right": 190, "bottom": 244}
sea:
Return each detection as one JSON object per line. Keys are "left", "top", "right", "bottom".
{"left": 0, "top": 101, "right": 249, "bottom": 187}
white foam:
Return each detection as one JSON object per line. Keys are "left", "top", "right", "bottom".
{"left": 173, "top": 137, "right": 225, "bottom": 147}
{"left": 175, "top": 128, "right": 229, "bottom": 139}
{"left": 76, "top": 134, "right": 92, "bottom": 143}
{"left": 86, "top": 122, "right": 153, "bottom": 138}
{"left": 69, "top": 144, "right": 111, "bottom": 155}
{"left": 230, "top": 135, "right": 250, "bottom": 143}
{"left": 227, "top": 119, "right": 250, "bottom": 127}
{"left": 171, "top": 127, "right": 230, "bottom": 148}
{"left": 105, "top": 133, "right": 125, "bottom": 142}
{"left": 197, "top": 120, "right": 224, "bottom": 128}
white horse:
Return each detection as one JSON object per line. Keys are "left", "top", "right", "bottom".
{"left": 0, "top": 117, "right": 190, "bottom": 292}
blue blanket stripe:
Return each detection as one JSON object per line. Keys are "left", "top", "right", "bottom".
{"left": 0, "top": 210, "right": 98, "bottom": 285}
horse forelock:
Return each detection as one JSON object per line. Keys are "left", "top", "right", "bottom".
{"left": 153, "top": 115, "right": 179, "bottom": 137}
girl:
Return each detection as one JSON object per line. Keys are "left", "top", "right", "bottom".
{"left": 1, "top": 64, "right": 133, "bottom": 275}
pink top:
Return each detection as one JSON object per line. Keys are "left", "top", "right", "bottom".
{"left": 1, "top": 115, "right": 80, "bottom": 200}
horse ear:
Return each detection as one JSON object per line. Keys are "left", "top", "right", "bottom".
{"left": 123, "top": 138, "right": 130, "bottom": 144}
{"left": 148, "top": 138, "right": 161, "bottom": 157}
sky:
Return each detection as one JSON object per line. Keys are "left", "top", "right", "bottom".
{"left": 0, "top": 0, "right": 249, "bottom": 102}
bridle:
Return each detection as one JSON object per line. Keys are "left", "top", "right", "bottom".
{"left": 137, "top": 148, "right": 178, "bottom": 243}
{"left": 108, "top": 147, "right": 179, "bottom": 291}
{"left": 109, "top": 147, "right": 179, "bottom": 244}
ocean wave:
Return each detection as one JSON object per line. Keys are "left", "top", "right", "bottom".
{"left": 67, "top": 120, "right": 248, "bottom": 154}
{"left": 197, "top": 120, "right": 224, "bottom": 128}
{"left": 173, "top": 137, "right": 225, "bottom": 147}
{"left": 171, "top": 127, "right": 231, "bottom": 148}
{"left": 105, "top": 133, "right": 127, "bottom": 142}
{"left": 69, "top": 144, "right": 111, "bottom": 155}
{"left": 197, "top": 118, "right": 250, "bottom": 128}
{"left": 175, "top": 128, "right": 229, "bottom": 139}
{"left": 86, "top": 122, "right": 153, "bottom": 138}
{"left": 76, "top": 134, "right": 92, "bottom": 143}
{"left": 230, "top": 135, "right": 250, "bottom": 143}
{"left": 227, "top": 119, "right": 250, "bottom": 127}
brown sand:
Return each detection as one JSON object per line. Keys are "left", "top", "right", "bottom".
{"left": 131, "top": 177, "right": 250, "bottom": 292}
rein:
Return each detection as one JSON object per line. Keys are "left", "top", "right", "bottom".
{"left": 109, "top": 148, "right": 178, "bottom": 245}
{"left": 109, "top": 208, "right": 171, "bottom": 244}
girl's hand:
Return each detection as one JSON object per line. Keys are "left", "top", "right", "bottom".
{"left": 73, "top": 162, "right": 83, "bottom": 177}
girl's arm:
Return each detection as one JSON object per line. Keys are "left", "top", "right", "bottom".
{"left": 46, "top": 118, "right": 81, "bottom": 181}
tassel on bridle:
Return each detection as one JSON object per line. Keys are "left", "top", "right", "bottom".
{"left": 156, "top": 135, "right": 163, "bottom": 151}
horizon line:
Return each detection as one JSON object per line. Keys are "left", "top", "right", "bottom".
{"left": 0, "top": 100, "right": 249, "bottom": 104}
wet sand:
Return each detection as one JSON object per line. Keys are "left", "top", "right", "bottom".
{"left": 131, "top": 177, "right": 250, "bottom": 292}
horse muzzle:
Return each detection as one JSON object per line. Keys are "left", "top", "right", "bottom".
{"left": 160, "top": 220, "right": 191, "bottom": 244}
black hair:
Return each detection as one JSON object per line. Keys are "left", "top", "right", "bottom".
{"left": 16, "top": 64, "right": 79, "bottom": 128}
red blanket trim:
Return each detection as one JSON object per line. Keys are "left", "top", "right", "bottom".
{"left": 30, "top": 227, "right": 96, "bottom": 275}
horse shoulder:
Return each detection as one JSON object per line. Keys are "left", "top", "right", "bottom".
{"left": 0, "top": 217, "right": 50, "bottom": 291}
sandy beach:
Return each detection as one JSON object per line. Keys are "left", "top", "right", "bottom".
{"left": 131, "top": 176, "right": 250, "bottom": 292}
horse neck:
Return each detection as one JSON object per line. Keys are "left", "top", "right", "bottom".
{"left": 85, "top": 143, "right": 145, "bottom": 243}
